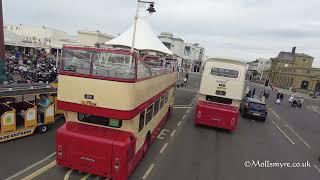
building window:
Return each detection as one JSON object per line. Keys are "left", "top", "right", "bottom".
{"left": 162, "top": 42, "right": 171, "bottom": 50}
{"left": 303, "top": 59, "right": 306, "bottom": 62}
{"left": 300, "top": 81, "right": 309, "bottom": 90}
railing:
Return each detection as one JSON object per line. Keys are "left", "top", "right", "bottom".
{"left": 60, "top": 47, "right": 177, "bottom": 81}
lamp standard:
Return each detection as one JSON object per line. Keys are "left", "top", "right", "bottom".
{"left": 0, "top": 0, "right": 7, "bottom": 84}
{"left": 128, "top": 0, "right": 156, "bottom": 70}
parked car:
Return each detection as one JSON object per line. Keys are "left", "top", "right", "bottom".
{"left": 240, "top": 97, "right": 268, "bottom": 121}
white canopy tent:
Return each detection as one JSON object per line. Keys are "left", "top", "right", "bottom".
{"left": 105, "top": 18, "right": 172, "bottom": 55}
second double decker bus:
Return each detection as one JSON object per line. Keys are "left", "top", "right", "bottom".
{"left": 194, "top": 58, "right": 246, "bottom": 131}
{"left": 56, "top": 45, "right": 177, "bottom": 180}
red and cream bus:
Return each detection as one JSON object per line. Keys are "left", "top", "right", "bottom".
{"left": 194, "top": 58, "right": 246, "bottom": 131}
{"left": 56, "top": 45, "right": 177, "bottom": 179}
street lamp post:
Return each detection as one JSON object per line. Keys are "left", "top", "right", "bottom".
{"left": 0, "top": 0, "right": 7, "bottom": 84}
{"left": 128, "top": 0, "right": 156, "bottom": 70}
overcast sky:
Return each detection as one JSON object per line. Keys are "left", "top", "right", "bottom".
{"left": 3, "top": 0, "right": 320, "bottom": 67}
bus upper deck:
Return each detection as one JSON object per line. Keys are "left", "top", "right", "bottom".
{"left": 0, "top": 83, "right": 57, "bottom": 142}
{"left": 56, "top": 45, "right": 177, "bottom": 179}
{"left": 195, "top": 58, "right": 246, "bottom": 131}
{"left": 57, "top": 45, "right": 177, "bottom": 118}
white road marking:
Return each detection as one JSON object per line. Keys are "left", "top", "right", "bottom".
{"left": 186, "top": 109, "right": 190, "bottom": 113}
{"left": 80, "top": 174, "right": 91, "bottom": 180}
{"left": 314, "top": 165, "right": 320, "bottom": 173}
{"left": 191, "top": 93, "right": 199, "bottom": 106}
{"left": 21, "top": 160, "right": 56, "bottom": 180}
{"left": 173, "top": 106, "right": 191, "bottom": 109}
{"left": 182, "top": 114, "right": 186, "bottom": 119}
{"left": 64, "top": 169, "right": 73, "bottom": 180}
{"left": 157, "top": 129, "right": 169, "bottom": 140}
{"left": 177, "top": 121, "right": 182, "bottom": 127}
{"left": 286, "top": 125, "right": 311, "bottom": 149}
{"left": 55, "top": 115, "right": 64, "bottom": 120}
{"left": 170, "top": 130, "right": 176, "bottom": 137}
{"left": 160, "top": 143, "right": 169, "bottom": 154}
{"left": 269, "top": 108, "right": 281, "bottom": 119}
{"left": 176, "top": 88, "right": 198, "bottom": 93}
{"left": 272, "top": 121, "right": 295, "bottom": 145}
{"left": 142, "top": 164, "right": 155, "bottom": 179}
{"left": 4, "top": 152, "right": 56, "bottom": 180}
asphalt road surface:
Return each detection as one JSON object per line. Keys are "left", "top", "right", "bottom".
{"left": 1, "top": 73, "right": 320, "bottom": 180}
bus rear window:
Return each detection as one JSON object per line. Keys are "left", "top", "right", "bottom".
{"left": 78, "top": 113, "right": 122, "bottom": 128}
{"left": 210, "top": 68, "right": 239, "bottom": 78}
{"left": 206, "top": 95, "right": 232, "bottom": 105}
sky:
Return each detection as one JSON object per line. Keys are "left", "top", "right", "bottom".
{"left": 3, "top": 0, "right": 320, "bottom": 67}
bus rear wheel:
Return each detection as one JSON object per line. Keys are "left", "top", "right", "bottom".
{"left": 143, "top": 133, "right": 151, "bottom": 155}
{"left": 39, "top": 125, "right": 48, "bottom": 134}
{"left": 168, "top": 106, "right": 173, "bottom": 118}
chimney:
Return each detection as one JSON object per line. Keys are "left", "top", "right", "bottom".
{"left": 292, "top": 47, "right": 296, "bottom": 55}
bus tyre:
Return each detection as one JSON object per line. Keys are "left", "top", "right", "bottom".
{"left": 143, "top": 133, "right": 151, "bottom": 155}
{"left": 39, "top": 125, "right": 48, "bottom": 134}
{"left": 168, "top": 106, "right": 173, "bottom": 118}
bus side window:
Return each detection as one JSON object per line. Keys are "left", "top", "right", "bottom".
{"left": 154, "top": 99, "right": 160, "bottom": 115}
{"left": 160, "top": 95, "right": 165, "bottom": 109}
{"left": 139, "top": 110, "right": 145, "bottom": 132}
{"left": 165, "top": 93, "right": 168, "bottom": 103}
{"left": 145, "top": 104, "right": 154, "bottom": 125}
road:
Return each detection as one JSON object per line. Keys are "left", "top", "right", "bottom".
{"left": 1, "top": 73, "right": 320, "bottom": 180}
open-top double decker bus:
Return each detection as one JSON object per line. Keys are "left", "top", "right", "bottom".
{"left": 56, "top": 45, "right": 177, "bottom": 179}
{"left": 194, "top": 58, "right": 246, "bottom": 131}
{"left": 0, "top": 83, "right": 57, "bottom": 142}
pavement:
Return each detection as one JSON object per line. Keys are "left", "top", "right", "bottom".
{"left": 1, "top": 74, "right": 320, "bottom": 180}
{"left": 253, "top": 82, "right": 318, "bottom": 100}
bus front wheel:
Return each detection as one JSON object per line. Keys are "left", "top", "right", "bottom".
{"left": 39, "top": 125, "right": 48, "bottom": 134}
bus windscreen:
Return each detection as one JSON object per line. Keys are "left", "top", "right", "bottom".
{"left": 78, "top": 113, "right": 122, "bottom": 128}
{"left": 210, "top": 68, "right": 239, "bottom": 78}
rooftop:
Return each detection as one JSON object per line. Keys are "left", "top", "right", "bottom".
{"left": 276, "top": 51, "right": 313, "bottom": 61}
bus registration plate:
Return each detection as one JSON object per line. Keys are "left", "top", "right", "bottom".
{"left": 253, "top": 113, "right": 260, "bottom": 116}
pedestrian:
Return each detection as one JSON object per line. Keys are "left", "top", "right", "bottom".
{"left": 245, "top": 87, "right": 251, "bottom": 97}
{"left": 289, "top": 94, "right": 295, "bottom": 104}
{"left": 251, "top": 88, "right": 256, "bottom": 98}
{"left": 183, "top": 77, "right": 187, "bottom": 86}
{"left": 298, "top": 97, "right": 304, "bottom": 109}
{"left": 280, "top": 93, "right": 284, "bottom": 102}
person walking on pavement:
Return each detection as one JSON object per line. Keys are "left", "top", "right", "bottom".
{"left": 185, "top": 72, "right": 189, "bottom": 81}
{"left": 184, "top": 73, "right": 189, "bottom": 86}
{"left": 298, "top": 97, "right": 304, "bottom": 109}
{"left": 280, "top": 93, "right": 284, "bottom": 102}
{"left": 251, "top": 88, "right": 256, "bottom": 98}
